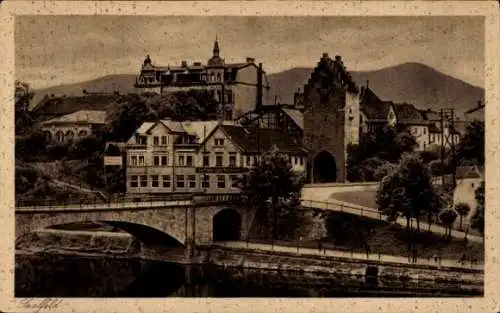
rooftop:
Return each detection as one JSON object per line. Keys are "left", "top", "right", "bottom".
{"left": 220, "top": 124, "right": 306, "bottom": 154}
{"left": 41, "top": 110, "right": 107, "bottom": 125}
{"left": 33, "top": 94, "right": 118, "bottom": 116}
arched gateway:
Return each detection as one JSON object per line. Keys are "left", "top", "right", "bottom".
{"left": 212, "top": 209, "right": 242, "bottom": 241}
{"left": 312, "top": 150, "right": 337, "bottom": 183}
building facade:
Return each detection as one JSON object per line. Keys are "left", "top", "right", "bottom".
{"left": 41, "top": 110, "right": 107, "bottom": 143}
{"left": 296, "top": 53, "right": 360, "bottom": 183}
{"left": 133, "top": 40, "right": 271, "bottom": 121}
{"left": 359, "top": 85, "right": 461, "bottom": 151}
{"left": 125, "top": 119, "right": 306, "bottom": 195}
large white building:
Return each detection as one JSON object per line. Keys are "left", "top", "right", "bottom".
{"left": 41, "top": 110, "right": 107, "bottom": 143}
{"left": 125, "top": 119, "right": 307, "bottom": 195}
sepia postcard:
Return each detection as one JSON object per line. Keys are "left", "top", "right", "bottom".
{"left": 1, "top": 1, "right": 499, "bottom": 313}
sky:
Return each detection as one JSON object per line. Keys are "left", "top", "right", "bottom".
{"left": 15, "top": 16, "right": 484, "bottom": 90}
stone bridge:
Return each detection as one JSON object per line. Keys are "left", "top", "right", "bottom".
{"left": 16, "top": 195, "right": 256, "bottom": 252}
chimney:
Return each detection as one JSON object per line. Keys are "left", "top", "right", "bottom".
{"left": 256, "top": 63, "right": 263, "bottom": 110}
{"left": 181, "top": 60, "right": 187, "bottom": 68}
{"left": 246, "top": 57, "right": 255, "bottom": 63}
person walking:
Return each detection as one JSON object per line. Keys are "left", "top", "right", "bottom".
{"left": 365, "top": 244, "right": 371, "bottom": 258}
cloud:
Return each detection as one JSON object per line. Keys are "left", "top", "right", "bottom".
{"left": 15, "top": 16, "right": 484, "bottom": 89}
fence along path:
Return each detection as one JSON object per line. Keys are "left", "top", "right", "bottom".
{"left": 300, "top": 199, "right": 483, "bottom": 243}
{"left": 214, "top": 240, "right": 483, "bottom": 271}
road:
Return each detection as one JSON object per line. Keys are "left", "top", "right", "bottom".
{"left": 301, "top": 198, "right": 483, "bottom": 243}
{"left": 214, "top": 241, "right": 483, "bottom": 270}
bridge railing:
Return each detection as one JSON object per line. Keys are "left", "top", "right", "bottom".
{"left": 15, "top": 193, "right": 194, "bottom": 209}
{"left": 16, "top": 193, "right": 244, "bottom": 209}
{"left": 192, "top": 193, "right": 243, "bottom": 205}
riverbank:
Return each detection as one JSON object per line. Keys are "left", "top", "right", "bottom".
{"left": 16, "top": 229, "right": 483, "bottom": 296}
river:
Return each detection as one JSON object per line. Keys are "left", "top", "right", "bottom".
{"left": 15, "top": 253, "right": 481, "bottom": 297}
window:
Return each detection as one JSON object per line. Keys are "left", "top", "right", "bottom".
{"left": 186, "top": 155, "right": 193, "bottom": 166}
{"left": 178, "top": 155, "right": 185, "bottom": 166}
{"left": 188, "top": 175, "right": 196, "bottom": 188}
{"left": 230, "top": 175, "right": 239, "bottom": 188}
{"left": 130, "top": 175, "right": 138, "bottom": 187}
{"left": 162, "top": 175, "right": 171, "bottom": 187}
{"left": 78, "top": 130, "right": 88, "bottom": 138}
{"left": 294, "top": 156, "right": 298, "bottom": 164}
{"left": 131, "top": 156, "right": 138, "bottom": 166}
{"left": 153, "top": 156, "right": 160, "bottom": 166}
{"left": 423, "top": 128, "right": 427, "bottom": 135}
{"left": 229, "top": 153, "right": 237, "bottom": 167}
{"left": 215, "top": 138, "right": 225, "bottom": 146}
{"left": 246, "top": 156, "right": 251, "bottom": 166}
{"left": 216, "top": 153, "right": 223, "bottom": 167}
{"left": 299, "top": 157, "right": 304, "bottom": 165}
{"left": 161, "top": 136, "right": 167, "bottom": 145}
{"left": 139, "top": 156, "right": 145, "bottom": 166}
{"left": 140, "top": 175, "right": 147, "bottom": 187}
{"left": 201, "top": 175, "right": 210, "bottom": 188}
{"left": 203, "top": 154, "right": 210, "bottom": 167}
{"left": 151, "top": 175, "right": 159, "bottom": 187}
{"left": 153, "top": 136, "right": 159, "bottom": 146}
{"left": 176, "top": 175, "right": 185, "bottom": 188}
{"left": 217, "top": 175, "right": 226, "bottom": 189}
{"left": 56, "top": 131, "right": 65, "bottom": 142}
{"left": 161, "top": 155, "right": 168, "bottom": 166}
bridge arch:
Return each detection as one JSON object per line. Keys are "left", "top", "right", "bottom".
{"left": 312, "top": 150, "right": 337, "bottom": 183}
{"left": 212, "top": 209, "right": 242, "bottom": 241}
{"left": 15, "top": 210, "right": 187, "bottom": 246}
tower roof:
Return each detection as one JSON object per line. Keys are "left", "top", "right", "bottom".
{"left": 213, "top": 38, "right": 220, "bottom": 54}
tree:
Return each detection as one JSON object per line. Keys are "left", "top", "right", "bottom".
{"left": 239, "top": 146, "right": 304, "bottom": 240}
{"left": 376, "top": 153, "right": 444, "bottom": 250}
{"left": 346, "top": 126, "right": 417, "bottom": 182}
{"left": 456, "top": 120, "right": 484, "bottom": 166}
{"left": 454, "top": 202, "right": 471, "bottom": 230}
{"left": 471, "top": 180, "right": 485, "bottom": 234}
{"left": 439, "top": 208, "right": 458, "bottom": 239}
{"left": 15, "top": 81, "right": 35, "bottom": 136}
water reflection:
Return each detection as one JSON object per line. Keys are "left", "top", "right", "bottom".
{"left": 15, "top": 254, "right": 481, "bottom": 297}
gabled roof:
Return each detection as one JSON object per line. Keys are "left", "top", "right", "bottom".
{"left": 136, "top": 122, "right": 155, "bottom": 135}
{"left": 282, "top": 108, "right": 304, "bottom": 130}
{"left": 132, "top": 119, "right": 223, "bottom": 144}
{"left": 359, "top": 86, "right": 391, "bottom": 120}
{"left": 420, "top": 109, "right": 440, "bottom": 122}
{"left": 302, "top": 54, "right": 359, "bottom": 96}
{"left": 41, "top": 110, "right": 107, "bottom": 125}
{"left": 456, "top": 165, "right": 484, "bottom": 180}
{"left": 392, "top": 103, "right": 427, "bottom": 125}
{"left": 219, "top": 125, "right": 306, "bottom": 154}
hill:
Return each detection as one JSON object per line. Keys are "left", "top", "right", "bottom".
{"left": 30, "top": 74, "right": 137, "bottom": 110}
{"left": 30, "top": 63, "right": 484, "bottom": 120}
{"left": 267, "top": 62, "right": 484, "bottom": 119}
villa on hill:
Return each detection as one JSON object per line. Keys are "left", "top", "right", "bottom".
{"left": 133, "top": 39, "right": 271, "bottom": 121}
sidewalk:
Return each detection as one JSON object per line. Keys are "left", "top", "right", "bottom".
{"left": 215, "top": 241, "right": 484, "bottom": 271}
